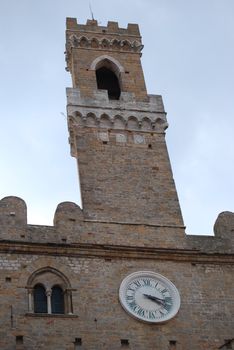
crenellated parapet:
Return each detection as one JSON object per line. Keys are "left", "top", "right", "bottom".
{"left": 54, "top": 201, "right": 84, "bottom": 232}
{"left": 66, "top": 18, "right": 141, "bottom": 36}
{"left": 65, "top": 18, "right": 143, "bottom": 73}
{"left": 0, "top": 196, "right": 27, "bottom": 227}
{"left": 0, "top": 196, "right": 27, "bottom": 242}
{"left": 214, "top": 211, "right": 234, "bottom": 239}
{"left": 65, "top": 18, "right": 147, "bottom": 101}
{"left": 0, "top": 196, "right": 233, "bottom": 253}
{"left": 186, "top": 211, "right": 234, "bottom": 253}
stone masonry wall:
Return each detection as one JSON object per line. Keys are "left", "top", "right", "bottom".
{"left": 0, "top": 250, "right": 233, "bottom": 350}
{"left": 0, "top": 196, "right": 234, "bottom": 350}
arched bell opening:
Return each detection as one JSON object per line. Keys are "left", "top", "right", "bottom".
{"left": 96, "top": 66, "right": 121, "bottom": 100}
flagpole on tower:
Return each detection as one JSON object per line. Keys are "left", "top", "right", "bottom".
{"left": 89, "top": 2, "right": 95, "bottom": 20}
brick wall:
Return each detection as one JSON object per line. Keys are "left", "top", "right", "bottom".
{"left": 0, "top": 251, "right": 233, "bottom": 349}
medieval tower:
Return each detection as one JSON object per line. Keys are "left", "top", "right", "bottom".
{"left": 0, "top": 18, "right": 233, "bottom": 350}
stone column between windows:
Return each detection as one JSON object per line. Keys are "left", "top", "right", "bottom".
{"left": 67, "top": 289, "right": 73, "bottom": 314}
{"left": 28, "top": 288, "right": 33, "bottom": 313}
{"left": 46, "top": 289, "right": 52, "bottom": 314}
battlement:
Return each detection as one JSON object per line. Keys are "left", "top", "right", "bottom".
{"left": 65, "top": 18, "right": 144, "bottom": 75}
{"left": 66, "top": 18, "right": 141, "bottom": 37}
{"left": 0, "top": 196, "right": 233, "bottom": 253}
{"left": 65, "top": 18, "right": 147, "bottom": 101}
{"left": 0, "top": 196, "right": 27, "bottom": 227}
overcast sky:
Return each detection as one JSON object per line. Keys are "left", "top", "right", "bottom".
{"left": 0, "top": 0, "right": 233, "bottom": 235}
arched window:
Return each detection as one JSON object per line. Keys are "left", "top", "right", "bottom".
{"left": 34, "top": 284, "right": 47, "bottom": 313}
{"left": 26, "top": 267, "right": 74, "bottom": 315}
{"left": 51, "top": 285, "right": 64, "bottom": 314}
{"left": 91, "top": 56, "right": 124, "bottom": 100}
{"left": 96, "top": 66, "right": 121, "bottom": 100}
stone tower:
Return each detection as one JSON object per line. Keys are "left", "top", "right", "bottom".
{"left": 0, "top": 18, "right": 233, "bottom": 350}
{"left": 66, "top": 18, "right": 184, "bottom": 230}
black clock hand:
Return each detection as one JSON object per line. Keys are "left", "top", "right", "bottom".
{"left": 143, "top": 294, "right": 165, "bottom": 305}
{"left": 143, "top": 294, "right": 164, "bottom": 301}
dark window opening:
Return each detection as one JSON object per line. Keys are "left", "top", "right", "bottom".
{"left": 6, "top": 277, "right": 11, "bottom": 282}
{"left": 51, "top": 285, "right": 64, "bottom": 314}
{"left": 96, "top": 67, "right": 120, "bottom": 100}
{"left": 34, "top": 284, "right": 47, "bottom": 313}
{"left": 225, "top": 340, "right": 233, "bottom": 349}
{"left": 75, "top": 338, "right": 82, "bottom": 345}
{"left": 121, "top": 339, "right": 129, "bottom": 346}
{"left": 16, "top": 336, "right": 23, "bottom": 344}
{"left": 169, "top": 340, "right": 177, "bottom": 347}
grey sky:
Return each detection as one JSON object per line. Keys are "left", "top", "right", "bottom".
{"left": 0, "top": 0, "right": 233, "bottom": 235}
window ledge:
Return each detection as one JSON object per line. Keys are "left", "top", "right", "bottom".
{"left": 25, "top": 313, "right": 78, "bottom": 318}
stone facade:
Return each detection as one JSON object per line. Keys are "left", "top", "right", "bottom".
{"left": 0, "top": 18, "right": 233, "bottom": 350}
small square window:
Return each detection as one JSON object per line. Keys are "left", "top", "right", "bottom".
{"left": 169, "top": 340, "right": 177, "bottom": 347}
{"left": 5, "top": 277, "right": 11, "bottom": 282}
{"left": 121, "top": 339, "right": 129, "bottom": 346}
{"left": 74, "top": 338, "right": 82, "bottom": 345}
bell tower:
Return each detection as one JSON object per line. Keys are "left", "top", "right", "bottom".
{"left": 65, "top": 18, "right": 184, "bottom": 228}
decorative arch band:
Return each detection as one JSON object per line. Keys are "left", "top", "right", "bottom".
{"left": 68, "top": 35, "right": 144, "bottom": 53}
{"left": 69, "top": 112, "right": 168, "bottom": 133}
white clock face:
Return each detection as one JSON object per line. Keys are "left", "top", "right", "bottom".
{"left": 119, "top": 271, "right": 180, "bottom": 323}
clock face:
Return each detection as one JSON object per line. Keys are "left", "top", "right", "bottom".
{"left": 119, "top": 271, "right": 180, "bottom": 323}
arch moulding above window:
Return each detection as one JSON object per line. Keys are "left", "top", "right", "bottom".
{"left": 26, "top": 266, "right": 72, "bottom": 290}
{"left": 90, "top": 55, "right": 125, "bottom": 74}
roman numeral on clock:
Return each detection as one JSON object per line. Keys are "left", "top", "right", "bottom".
{"left": 133, "top": 280, "right": 141, "bottom": 288}
{"left": 164, "top": 303, "right": 171, "bottom": 312}
{"left": 149, "top": 311, "right": 156, "bottom": 319}
{"left": 128, "top": 301, "right": 138, "bottom": 311}
{"left": 143, "top": 278, "right": 151, "bottom": 286}
{"left": 136, "top": 307, "right": 145, "bottom": 317}
{"left": 126, "top": 295, "right": 134, "bottom": 302}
